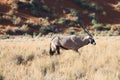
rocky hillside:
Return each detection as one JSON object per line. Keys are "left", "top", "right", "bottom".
{"left": 0, "top": 0, "right": 120, "bottom": 35}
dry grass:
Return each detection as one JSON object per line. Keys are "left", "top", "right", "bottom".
{"left": 0, "top": 36, "right": 120, "bottom": 80}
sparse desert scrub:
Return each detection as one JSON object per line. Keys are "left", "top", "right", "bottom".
{"left": 0, "top": 36, "right": 120, "bottom": 80}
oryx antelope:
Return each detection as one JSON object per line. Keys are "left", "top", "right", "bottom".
{"left": 49, "top": 24, "right": 96, "bottom": 56}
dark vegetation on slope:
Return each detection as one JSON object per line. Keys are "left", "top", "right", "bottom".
{"left": 0, "top": 0, "right": 120, "bottom": 36}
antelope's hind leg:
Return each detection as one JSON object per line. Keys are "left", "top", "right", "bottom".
{"left": 49, "top": 45, "right": 56, "bottom": 56}
{"left": 49, "top": 48, "right": 55, "bottom": 56}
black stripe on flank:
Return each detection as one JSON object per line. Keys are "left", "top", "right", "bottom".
{"left": 59, "top": 45, "right": 69, "bottom": 50}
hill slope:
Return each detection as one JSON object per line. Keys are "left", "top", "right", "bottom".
{"left": 0, "top": 0, "right": 120, "bottom": 35}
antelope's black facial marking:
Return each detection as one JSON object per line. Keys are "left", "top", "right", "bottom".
{"left": 89, "top": 37, "right": 96, "bottom": 45}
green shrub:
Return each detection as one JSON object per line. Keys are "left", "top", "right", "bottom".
{"left": 91, "top": 19, "right": 98, "bottom": 25}
{"left": 31, "top": 5, "right": 40, "bottom": 17}
{"left": 107, "top": 30, "right": 114, "bottom": 36}
{"left": 57, "top": 18, "right": 67, "bottom": 24}
{"left": 68, "top": 28, "right": 76, "bottom": 35}
{"left": 68, "top": 21, "right": 76, "bottom": 26}
{"left": 70, "top": 8, "right": 79, "bottom": 16}
{"left": 113, "top": 31, "right": 120, "bottom": 36}
{"left": 73, "top": 0, "right": 101, "bottom": 12}
{"left": 117, "top": 25, "right": 120, "bottom": 32}
{"left": 40, "top": 26, "right": 51, "bottom": 35}
{"left": 93, "top": 23, "right": 103, "bottom": 30}
{"left": 105, "top": 24, "right": 111, "bottom": 30}
{"left": 41, "top": 5, "right": 50, "bottom": 13}
{"left": 89, "top": 2, "right": 100, "bottom": 11}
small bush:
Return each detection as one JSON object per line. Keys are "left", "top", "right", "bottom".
{"left": 20, "top": 24, "right": 29, "bottom": 32}
{"left": 107, "top": 30, "right": 114, "bottom": 36}
{"left": 57, "top": 17, "right": 67, "bottom": 24}
{"left": 70, "top": 8, "right": 79, "bottom": 16}
{"left": 112, "top": 31, "right": 120, "bottom": 36}
{"left": 0, "top": 35, "right": 10, "bottom": 39}
{"left": 41, "top": 66, "right": 47, "bottom": 76}
{"left": 26, "top": 54, "right": 34, "bottom": 62}
{"left": 89, "top": 2, "right": 100, "bottom": 11}
{"left": 107, "top": 30, "right": 120, "bottom": 36}
{"left": 118, "top": 25, "right": 120, "bottom": 32}
{"left": 40, "top": 26, "right": 51, "bottom": 35}
{"left": 7, "top": 9, "right": 15, "bottom": 15}
{"left": 105, "top": 24, "right": 111, "bottom": 30}
{"left": 99, "top": 31, "right": 108, "bottom": 36}
{"left": 11, "top": 2, "right": 18, "bottom": 10}
{"left": 14, "top": 55, "right": 24, "bottom": 65}
{"left": 2, "top": 15, "right": 11, "bottom": 20}
{"left": 68, "top": 21, "right": 76, "bottom": 26}
{"left": 31, "top": 7, "right": 39, "bottom": 16}
{"left": 68, "top": 28, "right": 76, "bottom": 35}
{"left": 74, "top": 0, "right": 101, "bottom": 12}
{"left": 41, "top": 5, "right": 50, "bottom": 13}
{"left": 7, "top": 0, "right": 17, "bottom": 4}
{"left": 13, "top": 17, "right": 22, "bottom": 25}
{"left": 63, "top": 8, "right": 71, "bottom": 14}
{"left": 93, "top": 23, "right": 103, "bottom": 30}
{"left": 91, "top": 19, "right": 98, "bottom": 25}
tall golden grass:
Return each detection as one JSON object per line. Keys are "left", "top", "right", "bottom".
{"left": 0, "top": 36, "right": 120, "bottom": 80}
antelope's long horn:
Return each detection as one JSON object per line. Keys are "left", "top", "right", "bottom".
{"left": 79, "top": 23, "right": 93, "bottom": 37}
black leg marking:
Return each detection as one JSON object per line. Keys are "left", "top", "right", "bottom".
{"left": 74, "top": 49, "right": 81, "bottom": 55}
{"left": 56, "top": 46, "right": 60, "bottom": 55}
{"left": 49, "top": 48, "right": 55, "bottom": 56}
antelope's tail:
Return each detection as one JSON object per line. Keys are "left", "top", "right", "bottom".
{"left": 49, "top": 41, "right": 56, "bottom": 56}
{"left": 49, "top": 43, "right": 53, "bottom": 56}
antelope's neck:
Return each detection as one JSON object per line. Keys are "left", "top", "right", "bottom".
{"left": 83, "top": 38, "right": 90, "bottom": 45}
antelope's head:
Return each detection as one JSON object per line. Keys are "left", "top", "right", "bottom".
{"left": 80, "top": 23, "right": 96, "bottom": 45}
{"left": 88, "top": 36, "right": 96, "bottom": 45}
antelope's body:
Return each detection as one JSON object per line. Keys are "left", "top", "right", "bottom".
{"left": 49, "top": 35, "right": 96, "bottom": 56}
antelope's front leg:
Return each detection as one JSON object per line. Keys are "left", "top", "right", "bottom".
{"left": 56, "top": 46, "right": 60, "bottom": 55}
{"left": 74, "top": 49, "right": 81, "bottom": 56}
